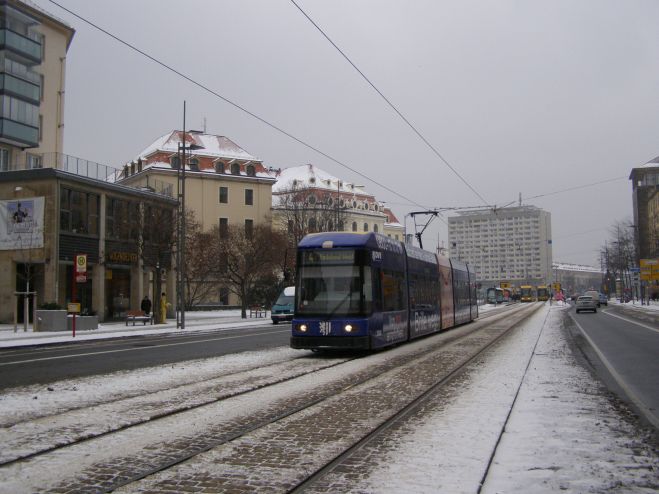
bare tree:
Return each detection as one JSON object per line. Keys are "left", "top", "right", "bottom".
{"left": 273, "top": 183, "right": 348, "bottom": 281}
{"left": 208, "top": 223, "right": 286, "bottom": 318}
{"left": 183, "top": 223, "right": 222, "bottom": 309}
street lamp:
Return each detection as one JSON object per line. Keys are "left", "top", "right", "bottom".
{"left": 176, "top": 101, "right": 204, "bottom": 329}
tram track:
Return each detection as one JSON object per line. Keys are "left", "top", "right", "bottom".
{"left": 0, "top": 303, "right": 541, "bottom": 493}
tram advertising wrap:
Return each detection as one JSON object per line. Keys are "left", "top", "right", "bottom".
{"left": 291, "top": 232, "right": 478, "bottom": 351}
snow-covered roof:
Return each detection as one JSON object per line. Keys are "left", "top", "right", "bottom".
{"left": 272, "top": 164, "right": 373, "bottom": 197}
{"left": 136, "top": 131, "right": 260, "bottom": 163}
{"left": 553, "top": 262, "right": 603, "bottom": 273}
{"left": 640, "top": 155, "right": 659, "bottom": 168}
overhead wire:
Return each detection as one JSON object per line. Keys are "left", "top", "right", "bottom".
{"left": 46, "top": 0, "right": 431, "bottom": 210}
{"left": 289, "top": 0, "right": 490, "bottom": 207}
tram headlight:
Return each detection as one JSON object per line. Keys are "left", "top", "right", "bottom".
{"left": 344, "top": 324, "right": 354, "bottom": 333}
{"left": 298, "top": 324, "right": 308, "bottom": 333}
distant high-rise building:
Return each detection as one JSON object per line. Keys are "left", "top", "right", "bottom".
{"left": 0, "top": 0, "right": 74, "bottom": 169}
{"left": 448, "top": 205, "right": 553, "bottom": 286}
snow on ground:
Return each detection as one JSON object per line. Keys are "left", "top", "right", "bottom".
{"left": 1, "top": 303, "right": 657, "bottom": 492}
{"left": 334, "top": 303, "right": 658, "bottom": 493}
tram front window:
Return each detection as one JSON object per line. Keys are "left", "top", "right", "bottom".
{"left": 297, "top": 250, "right": 372, "bottom": 316}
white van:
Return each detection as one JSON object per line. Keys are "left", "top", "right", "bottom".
{"left": 271, "top": 286, "right": 295, "bottom": 324}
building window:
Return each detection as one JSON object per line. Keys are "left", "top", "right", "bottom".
{"left": 374, "top": 224, "right": 378, "bottom": 233}
{"left": 219, "top": 217, "right": 228, "bottom": 239}
{"left": 246, "top": 164, "right": 255, "bottom": 176}
{"left": 231, "top": 163, "right": 240, "bottom": 175}
{"left": 26, "top": 154, "right": 41, "bottom": 169}
{"left": 60, "top": 187, "right": 100, "bottom": 235}
{"left": 0, "top": 148, "right": 9, "bottom": 171}
{"left": 105, "top": 197, "right": 137, "bottom": 239}
{"left": 245, "top": 219, "right": 253, "bottom": 238}
{"left": 352, "top": 221, "right": 357, "bottom": 232}
{"left": 188, "top": 158, "right": 199, "bottom": 171}
{"left": 308, "top": 218, "right": 317, "bottom": 232}
{"left": 170, "top": 156, "right": 180, "bottom": 169}
{"left": 219, "top": 186, "right": 228, "bottom": 204}
{"left": 245, "top": 189, "right": 253, "bottom": 206}
{"left": 364, "top": 223, "right": 369, "bottom": 232}
{"left": 215, "top": 161, "right": 224, "bottom": 173}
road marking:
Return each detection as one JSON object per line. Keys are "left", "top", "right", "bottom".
{"left": 601, "top": 309, "right": 659, "bottom": 334}
{"left": 0, "top": 329, "right": 290, "bottom": 367}
{"left": 569, "top": 313, "right": 659, "bottom": 430}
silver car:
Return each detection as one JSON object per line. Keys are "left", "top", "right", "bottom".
{"left": 576, "top": 295, "right": 597, "bottom": 313}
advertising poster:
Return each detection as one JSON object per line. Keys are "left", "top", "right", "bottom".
{"left": 0, "top": 197, "right": 45, "bottom": 250}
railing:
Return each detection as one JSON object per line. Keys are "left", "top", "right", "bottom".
{"left": 2, "top": 152, "right": 174, "bottom": 197}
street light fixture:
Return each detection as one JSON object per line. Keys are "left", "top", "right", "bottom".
{"left": 176, "top": 101, "right": 204, "bottom": 329}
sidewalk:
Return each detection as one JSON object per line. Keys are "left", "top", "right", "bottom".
{"left": 0, "top": 310, "right": 272, "bottom": 348}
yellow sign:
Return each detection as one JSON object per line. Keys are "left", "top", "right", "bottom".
{"left": 500, "top": 282, "right": 511, "bottom": 289}
{"left": 67, "top": 303, "right": 81, "bottom": 313}
{"left": 552, "top": 282, "right": 561, "bottom": 292}
{"left": 640, "top": 259, "right": 659, "bottom": 281}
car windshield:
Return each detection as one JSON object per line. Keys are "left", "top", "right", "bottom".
{"left": 274, "top": 295, "right": 294, "bottom": 306}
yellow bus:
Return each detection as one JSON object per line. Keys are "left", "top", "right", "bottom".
{"left": 536, "top": 285, "right": 550, "bottom": 301}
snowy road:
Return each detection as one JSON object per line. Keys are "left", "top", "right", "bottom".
{"left": 0, "top": 303, "right": 657, "bottom": 493}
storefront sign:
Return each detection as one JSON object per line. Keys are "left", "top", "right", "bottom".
{"left": 108, "top": 252, "right": 138, "bottom": 264}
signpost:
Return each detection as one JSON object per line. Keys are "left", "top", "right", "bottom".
{"left": 71, "top": 254, "right": 87, "bottom": 337}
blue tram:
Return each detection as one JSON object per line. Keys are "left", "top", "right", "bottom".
{"left": 290, "top": 232, "right": 478, "bottom": 351}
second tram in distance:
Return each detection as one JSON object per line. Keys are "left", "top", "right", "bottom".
{"left": 290, "top": 232, "right": 478, "bottom": 351}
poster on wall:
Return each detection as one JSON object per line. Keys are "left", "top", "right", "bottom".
{"left": 0, "top": 197, "right": 45, "bottom": 250}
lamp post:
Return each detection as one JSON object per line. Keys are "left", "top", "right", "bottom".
{"left": 176, "top": 101, "right": 204, "bottom": 329}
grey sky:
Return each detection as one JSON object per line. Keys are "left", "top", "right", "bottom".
{"left": 34, "top": 0, "right": 659, "bottom": 266}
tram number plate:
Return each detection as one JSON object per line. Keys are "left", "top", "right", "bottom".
{"left": 319, "top": 321, "right": 331, "bottom": 336}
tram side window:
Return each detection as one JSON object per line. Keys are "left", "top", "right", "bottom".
{"left": 382, "top": 269, "right": 405, "bottom": 312}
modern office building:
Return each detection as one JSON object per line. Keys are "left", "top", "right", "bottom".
{"left": 0, "top": 0, "right": 74, "bottom": 169}
{"left": 448, "top": 205, "right": 553, "bottom": 287}
{"left": 0, "top": 167, "right": 177, "bottom": 323}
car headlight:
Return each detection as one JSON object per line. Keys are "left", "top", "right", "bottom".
{"left": 344, "top": 324, "right": 353, "bottom": 333}
{"left": 298, "top": 324, "right": 308, "bottom": 332}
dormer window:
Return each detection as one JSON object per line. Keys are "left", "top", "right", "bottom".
{"left": 246, "top": 164, "right": 256, "bottom": 177}
{"left": 231, "top": 163, "right": 240, "bottom": 175}
{"left": 215, "top": 161, "right": 225, "bottom": 173}
{"left": 189, "top": 158, "right": 199, "bottom": 172}
{"left": 170, "top": 156, "right": 180, "bottom": 169}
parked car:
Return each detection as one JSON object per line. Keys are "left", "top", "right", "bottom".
{"left": 598, "top": 293, "right": 608, "bottom": 306}
{"left": 576, "top": 295, "right": 597, "bottom": 313}
{"left": 584, "top": 290, "right": 601, "bottom": 307}
{"left": 271, "top": 286, "right": 295, "bottom": 324}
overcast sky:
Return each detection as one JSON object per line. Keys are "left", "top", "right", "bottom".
{"left": 33, "top": 0, "right": 659, "bottom": 266}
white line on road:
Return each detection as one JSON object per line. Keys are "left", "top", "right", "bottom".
{"left": 601, "top": 309, "right": 659, "bottom": 334}
{"left": 569, "top": 314, "right": 659, "bottom": 430}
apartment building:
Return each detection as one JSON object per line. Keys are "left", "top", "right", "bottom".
{"left": 448, "top": 205, "right": 553, "bottom": 287}
{"left": 0, "top": 0, "right": 74, "bottom": 169}
{"left": 629, "top": 156, "right": 659, "bottom": 260}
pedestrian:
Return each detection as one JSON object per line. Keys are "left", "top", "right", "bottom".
{"left": 141, "top": 295, "right": 152, "bottom": 315}
{"left": 159, "top": 292, "right": 167, "bottom": 323}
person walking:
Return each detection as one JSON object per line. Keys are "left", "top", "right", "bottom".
{"left": 141, "top": 295, "right": 152, "bottom": 315}
{"left": 159, "top": 292, "right": 167, "bottom": 323}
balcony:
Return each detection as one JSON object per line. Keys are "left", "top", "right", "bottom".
{"left": 0, "top": 72, "right": 39, "bottom": 103}
{"left": 0, "top": 117, "right": 38, "bottom": 147}
{"left": 0, "top": 29, "right": 41, "bottom": 63}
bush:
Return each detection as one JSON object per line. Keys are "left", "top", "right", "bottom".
{"left": 39, "top": 302, "right": 63, "bottom": 310}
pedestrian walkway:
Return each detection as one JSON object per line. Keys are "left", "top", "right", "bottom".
{"left": 0, "top": 310, "right": 271, "bottom": 349}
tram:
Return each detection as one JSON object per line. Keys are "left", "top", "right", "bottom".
{"left": 290, "top": 232, "right": 478, "bottom": 351}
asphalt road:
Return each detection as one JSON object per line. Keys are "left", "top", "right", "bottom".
{"left": 0, "top": 323, "right": 291, "bottom": 390}
{"left": 569, "top": 304, "right": 659, "bottom": 429}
